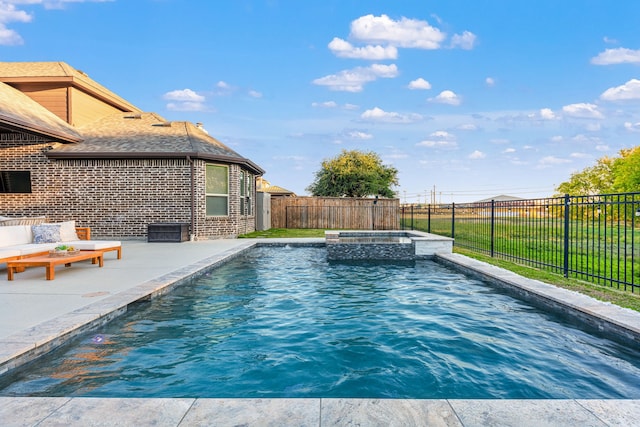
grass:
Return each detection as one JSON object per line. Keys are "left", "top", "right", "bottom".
{"left": 403, "top": 217, "right": 640, "bottom": 292}
{"left": 454, "top": 248, "right": 640, "bottom": 312}
{"left": 238, "top": 228, "right": 640, "bottom": 312}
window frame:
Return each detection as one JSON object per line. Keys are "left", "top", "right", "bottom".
{"left": 205, "top": 164, "right": 229, "bottom": 217}
{"left": 240, "top": 170, "right": 253, "bottom": 216}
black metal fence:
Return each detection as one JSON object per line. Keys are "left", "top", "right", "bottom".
{"left": 401, "top": 192, "right": 640, "bottom": 293}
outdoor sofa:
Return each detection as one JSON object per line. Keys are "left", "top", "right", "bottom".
{"left": 0, "top": 219, "right": 121, "bottom": 265}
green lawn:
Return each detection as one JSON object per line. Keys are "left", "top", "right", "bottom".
{"left": 239, "top": 227, "right": 640, "bottom": 312}
{"left": 403, "top": 217, "right": 640, "bottom": 292}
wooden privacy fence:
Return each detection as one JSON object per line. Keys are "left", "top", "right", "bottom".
{"left": 271, "top": 197, "right": 400, "bottom": 229}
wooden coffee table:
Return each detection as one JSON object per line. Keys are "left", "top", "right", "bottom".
{"left": 7, "top": 250, "right": 104, "bottom": 281}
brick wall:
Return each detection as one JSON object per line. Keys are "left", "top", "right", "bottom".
{"left": 1, "top": 136, "right": 256, "bottom": 239}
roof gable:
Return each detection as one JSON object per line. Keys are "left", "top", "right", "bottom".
{"left": 0, "top": 61, "right": 140, "bottom": 114}
{"left": 0, "top": 81, "right": 82, "bottom": 142}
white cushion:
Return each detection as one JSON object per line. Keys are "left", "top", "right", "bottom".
{"left": 13, "top": 243, "right": 57, "bottom": 255}
{"left": 0, "top": 225, "right": 32, "bottom": 247}
{"left": 65, "top": 240, "right": 121, "bottom": 251}
{"left": 50, "top": 220, "right": 79, "bottom": 241}
{"left": 0, "top": 248, "right": 21, "bottom": 259}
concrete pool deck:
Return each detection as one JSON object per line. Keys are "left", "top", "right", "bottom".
{"left": 0, "top": 239, "right": 639, "bottom": 426}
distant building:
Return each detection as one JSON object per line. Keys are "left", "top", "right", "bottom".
{"left": 256, "top": 177, "right": 296, "bottom": 197}
{"left": 473, "top": 195, "right": 524, "bottom": 203}
{"left": 0, "top": 61, "right": 264, "bottom": 239}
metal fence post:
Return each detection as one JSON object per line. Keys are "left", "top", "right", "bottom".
{"left": 563, "top": 194, "right": 570, "bottom": 278}
{"left": 428, "top": 204, "right": 431, "bottom": 233}
{"left": 490, "top": 199, "right": 495, "bottom": 257}
{"left": 452, "top": 203, "right": 456, "bottom": 238}
{"left": 411, "top": 204, "right": 414, "bottom": 230}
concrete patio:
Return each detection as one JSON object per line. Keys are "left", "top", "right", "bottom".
{"left": 0, "top": 239, "right": 639, "bottom": 426}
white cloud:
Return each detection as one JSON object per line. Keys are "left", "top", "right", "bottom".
{"left": 490, "top": 138, "right": 510, "bottom": 144}
{"left": 458, "top": 123, "right": 477, "bottom": 131}
{"left": 503, "top": 148, "right": 516, "bottom": 154}
{"left": 539, "top": 108, "right": 557, "bottom": 120}
{"left": 216, "top": 81, "right": 231, "bottom": 89}
{"left": 313, "top": 64, "right": 398, "bottom": 92}
{"left": 624, "top": 121, "right": 640, "bottom": 132}
{"left": 550, "top": 135, "right": 564, "bottom": 142}
{"left": 450, "top": 31, "right": 476, "bottom": 49}
{"left": 361, "top": 107, "right": 422, "bottom": 123}
{"left": 349, "top": 14, "right": 446, "bottom": 49}
{"left": 163, "top": 88, "right": 206, "bottom": 111}
{"left": 591, "top": 47, "right": 640, "bottom": 65}
{"left": 431, "top": 130, "right": 454, "bottom": 139}
{"left": 328, "top": 37, "right": 397, "bottom": 60}
{"left": 311, "top": 101, "right": 338, "bottom": 108}
{"left": 163, "top": 88, "right": 205, "bottom": 102}
{"left": 416, "top": 130, "right": 457, "bottom": 148}
{"left": 468, "top": 150, "right": 486, "bottom": 159}
{"left": 585, "top": 122, "right": 601, "bottom": 132}
{"left": 485, "top": 77, "right": 495, "bottom": 87}
{"left": 344, "top": 103, "right": 359, "bottom": 110}
{"left": 562, "top": 103, "right": 604, "bottom": 119}
{"left": 539, "top": 156, "right": 571, "bottom": 166}
{"left": 570, "top": 152, "right": 588, "bottom": 158}
{"left": 429, "top": 90, "right": 461, "bottom": 106}
{"left": 248, "top": 90, "right": 262, "bottom": 98}
{"left": 596, "top": 144, "right": 610, "bottom": 152}
{"left": 346, "top": 130, "right": 373, "bottom": 140}
{"left": 407, "top": 77, "right": 431, "bottom": 90}
{"left": 600, "top": 79, "right": 640, "bottom": 101}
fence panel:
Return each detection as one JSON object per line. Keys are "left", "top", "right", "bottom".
{"left": 401, "top": 192, "right": 640, "bottom": 293}
{"left": 272, "top": 197, "right": 400, "bottom": 230}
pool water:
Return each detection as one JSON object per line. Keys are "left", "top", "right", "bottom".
{"left": 1, "top": 246, "right": 639, "bottom": 398}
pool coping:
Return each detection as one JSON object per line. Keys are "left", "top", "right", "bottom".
{"left": 1, "top": 238, "right": 639, "bottom": 426}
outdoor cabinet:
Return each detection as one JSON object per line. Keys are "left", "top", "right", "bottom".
{"left": 147, "top": 223, "right": 190, "bottom": 242}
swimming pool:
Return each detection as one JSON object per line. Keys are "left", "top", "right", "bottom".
{"left": 1, "top": 246, "right": 639, "bottom": 399}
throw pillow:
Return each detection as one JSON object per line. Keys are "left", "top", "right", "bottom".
{"left": 51, "top": 220, "right": 79, "bottom": 241}
{"left": 32, "top": 224, "right": 61, "bottom": 244}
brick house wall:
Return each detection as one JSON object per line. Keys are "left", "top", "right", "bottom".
{"left": 1, "top": 135, "right": 256, "bottom": 239}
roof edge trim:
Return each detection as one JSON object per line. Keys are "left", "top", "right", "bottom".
{"left": 45, "top": 151, "right": 265, "bottom": 175}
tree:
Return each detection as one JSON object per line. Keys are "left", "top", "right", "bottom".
{"left": 611, "top": 146, "right": 640, "bottom": 192}
{"left": 555, "top": 156, "right": 615, "bottom": 196}
{"left": 306, "top": 149, "right": 398, "bottom": 198}
{"left": 554, "top": 146, "right": 640, "bottom": 195}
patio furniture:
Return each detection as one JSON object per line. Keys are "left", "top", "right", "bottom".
{"left": 6, "top": 250, "right": 104, "bottom": 281}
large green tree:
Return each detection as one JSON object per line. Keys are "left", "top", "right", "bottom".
{"left": 611, "top": 146, "right": 640, "bottom": 192}
{"left": 555, "top": 156, "right": 615, "bottom": 196}
{"left": 555, "top": 146, "right": 640, "bottom": 195}
{"left": 306, "top": 149, "right": 398, "bottom": 198}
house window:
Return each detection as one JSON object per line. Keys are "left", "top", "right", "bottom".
{"left": 0, "top": 171, "right": 31, "bottom": 193}
{"left": 240, "top": 170, "right": 253, "bottom": 216}
{"left": 205, "top": 164, "right": 228, "bottom": 216}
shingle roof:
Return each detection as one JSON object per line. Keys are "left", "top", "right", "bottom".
{"left": 0, "top": 62, "right": 140, "bottom": 113}
{"left": 259, "top": 185, "right": 296, "bottom": 196}
{"left": 0, "top": 81, "right": 82, "bottom": 142}
{"left": 46, "top": 112, "right": 264, "bottom": 174}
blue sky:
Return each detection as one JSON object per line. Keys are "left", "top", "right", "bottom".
{"left": 1, "top": 0, "right": 639, "bottom": 203}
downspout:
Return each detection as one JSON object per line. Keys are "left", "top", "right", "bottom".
{"left": 186, "top": 155, "right": 196, "bottom": 241}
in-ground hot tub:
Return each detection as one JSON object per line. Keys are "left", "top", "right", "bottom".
{"left": 325, "top": 230, "right": 453, "bottom": 260}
